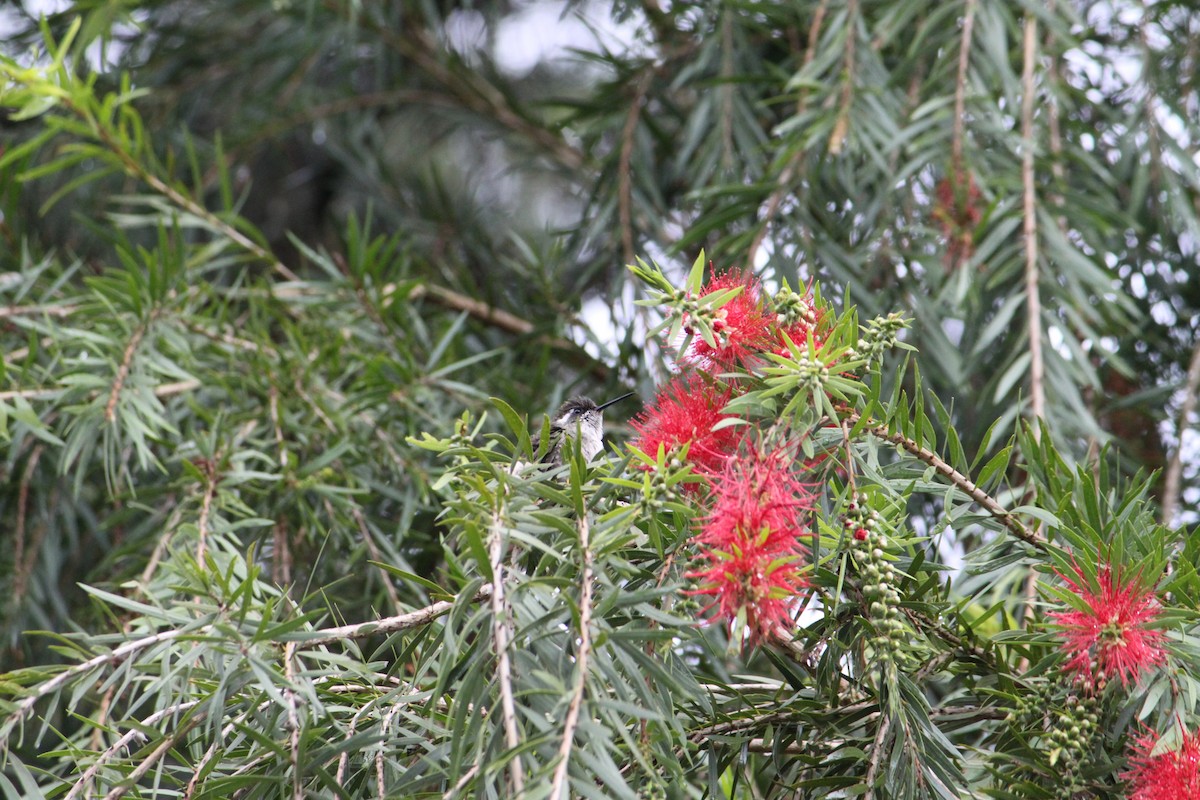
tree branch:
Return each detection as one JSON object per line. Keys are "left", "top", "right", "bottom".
{"left": 951, "top": 0, "right": 977, "bottom": 181}
{"left": 101, "top": 717, "right": 200, "bottom": 800}
{"left": 1019, "top": 11, "right": 1047, "bottom": 629}
{"left": 488, "top": 505, "right": 525, "bottom": 795}
{"left": 862, "top": 709, "right": 892, "bottom": 800}
{"left": 551, "top": 511, "right": 596, "bottom": 799}
{"left": 1020, "top": 13, "right": 1045, "bottom": 429}
{"left": 618, "top": 76, "right": 650, "bottom": 266}
{"left": 1163, "top": 337, "right": 1200, "bottom": 525}
{"left": 294, "top": 585, "right": 493, "bottom": 649}
{"left": 9, "top": 628, "right": 192, "bottom": 726}
{"left": 67, "top": 700, "right": 204, "bottom": 800}
{"left": 842, "top": 409, "right": 1047, "bottom": 551}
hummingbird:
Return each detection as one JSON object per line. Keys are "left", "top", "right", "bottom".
{"left": 532, "top": 392, "right": 634, "bottom": 466}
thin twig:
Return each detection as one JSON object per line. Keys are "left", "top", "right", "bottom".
{"left": 488, "top": 505, "right": 525, "bottom": 795}
{"left": 104, "top": 310, "right": 159, "bottom": 423}
{"left": 269, "top": 383, "right": 288, "bottom": 471}
{"left": 10, "top": 628, "right": 191, "bottom": 724}
{"left": 296, "top": 585, "right": 493, "bottom": 649}
{"left": 67, "top": 700, "right": 204, "bottom": 800}
{"left": 1164, "top": 338, "right": 1200, "bottom": 525}
{"left": 618, "top": 76, "right": 650, "bottom": 266}
{"left": 0, "top": 387, "right": 64, "bottom": 401}
{"left": 284, "top": 642, "right": 303, "bottom": 800}
{"left": 184, "top": 738, "right": 221, "bottom": 799}
{"left": 0, "top": 303, "right": 78, "bottom": 319}
{"left": 828, "top": 0, "right": 859, "bottom": 155}
{"left": 139, "top": 501, "right": 185, "bottom": 587}
{"left": 195, "top": 456, "right": 219, "bottom": 565}
{"left": 273, "top": 520, "right": 293, "bottom": 588}
{"left": 550, "top": 512, "right": 596, "bottom": 799}
{"left": 862, "top": 709, "right": 892, "bottom": 800}
{"left": 719, "top": 11, "right": 735, "bottom": 172}
{"left": 102, "top": 717, "right": 201, "bottom": 800}
{"left": 448, "top": 763, "right": 481, "bottom": 798}
{"left": 376, "top": 703, "right": 401, "bottom": 799}
{"left": 403, "top": 283, "right": 532, "bottom": 337}
{"left": 951, "top": 0, "right": 977, "bottom": 181}
{"left": 1020, "top": 13, "right": 1045, "bottom": 429}
{"left": 743, "top": 737, "right": 842, "bottom": 754}
{"left": 336, "top": 701, "right": 371, "bottom": 786}
{"left": 11, "top": 445, "right": 44, "bottom": 606}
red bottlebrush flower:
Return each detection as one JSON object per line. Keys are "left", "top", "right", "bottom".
{"left": 931, "top": 171, "right": 982, "bottom": 270}
{"left": 1124, "top": 725, "right": 1200, "bottom": 800}
{"left": 681, "top": 270, "right": 773, "bottom": 368}
{"left": 696, "top": 443, "right": 816, "bottom": 553}
{"left": 689, "top": 545, "right": 806, "bottom": 643}
{"left": 630, "top": 374, "right": 741, "bottom": 479}
{"left": 1048, "top": 564, "right": 1166, "bottom": 688}
{"left": 688, "top": 443, "right": 815, "bottom": 641}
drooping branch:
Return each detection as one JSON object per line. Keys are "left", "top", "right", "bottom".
{"left": 842, "top": 410, "right": 1047, "bottom": 551}
{"left": 8, "top": 628, "right": 192, "bottom": 726}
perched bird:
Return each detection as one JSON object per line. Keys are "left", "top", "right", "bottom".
{"left": 532, "top": 392, "right": 634, "bottom": 466}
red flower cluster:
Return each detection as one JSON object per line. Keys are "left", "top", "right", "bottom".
{"left": 633, "top": 265, "right": 828, "bottom": 644}
{"left": 1048, "top": 564, "right": 1166, "bottom": 688}
{"left": 1124, "top": 726, "right": 1200, "bottom": 800}
{"left": 680, "top": 270, "right": 821, "bottom": 369}
{"left": 681, "top": 270, "right": 772, "bottom": 368}
{"left": 630, "top": 374, "right": 741, "bottom": 480}
{"left": 688, "top": 443, "right": 815, "bottom": 641}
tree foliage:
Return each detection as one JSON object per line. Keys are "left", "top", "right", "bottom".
{"left": 1, "top": 1, "right": 1199, "bottom": 798}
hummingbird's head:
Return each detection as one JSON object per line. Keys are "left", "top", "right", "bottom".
{"left": 552, "top": 392, "right": 634, "bottom": 432}
{"left": 545, "top": 392, "right": 634, "bottom": 463}
{"left": 553, "top": 397, "right": 601, "bottom": 432}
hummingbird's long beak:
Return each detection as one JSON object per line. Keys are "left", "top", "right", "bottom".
{"left": 596, "top": 391, "right": 635, "bottom": 411}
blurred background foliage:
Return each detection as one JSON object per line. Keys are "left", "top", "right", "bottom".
{"left": 2, "top": 0, "right": 1199, "bottom": 685}
{"left": 1, "top": 0, "right": 1199, "bottom": 795}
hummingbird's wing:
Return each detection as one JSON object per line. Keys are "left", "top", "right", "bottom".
{"left": 530, "top": 425, "right": 564, "bottom": 463}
